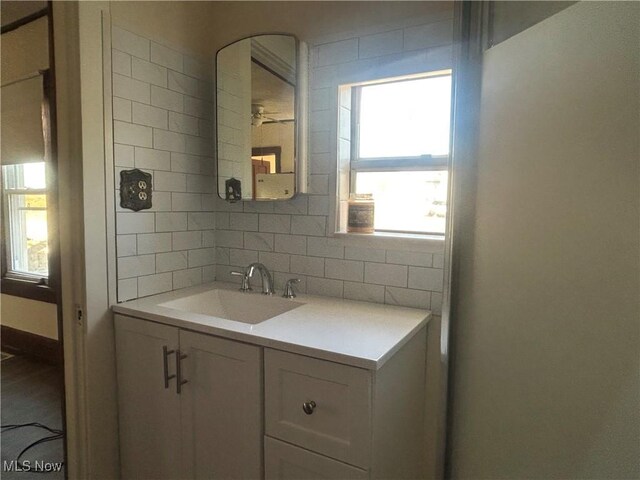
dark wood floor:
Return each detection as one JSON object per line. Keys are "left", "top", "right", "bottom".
{"left": 1, "top": 354, "right": 65, "bottom": 480}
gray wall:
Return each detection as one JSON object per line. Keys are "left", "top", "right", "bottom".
{"left": 489, "top": 1, "right": 575, "bottom": 47}
{"left": 449, "top": 2, "right": 640, "bottom": 478}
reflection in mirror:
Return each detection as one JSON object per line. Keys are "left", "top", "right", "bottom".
{"left": 216, "top": 35, "right": 298, "bottom": 201}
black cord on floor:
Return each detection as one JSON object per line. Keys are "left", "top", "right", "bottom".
{"left": 1, "top": 422, "right": 63, "bottom": 435}
{"left": 1, "top": 423, "right": 65, "bottom": 473}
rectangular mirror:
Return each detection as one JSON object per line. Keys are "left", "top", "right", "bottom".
{"left": 216, "top": 34, "right": 304, "bottom": 201}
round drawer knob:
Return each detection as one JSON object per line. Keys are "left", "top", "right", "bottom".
{"left": 302, "top": 401, "right": 316, "bottom": 415}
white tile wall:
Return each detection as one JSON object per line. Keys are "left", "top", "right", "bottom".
{"left": 113, "top": 74, "right": 150, "bottom": 104}
{"left": 344, "top": 281, "right": 385, "bottom": 304}
{"left": 112, "top": 26, "right": 215, "bottom": 302}
{"left": 113, "top": 98, "right": 131, "bottom": 122}
{"left": 316, "top": 38, "right": 359, "bottom": 66}
{"left": 113, "top": 18, "right": 450, "bottom": 310}
{"left": 152, "top": 85, "right": 184, "bottom": 112}
{"left": 307, "top": 237, "right": 343, "bottom": 259}
{"left": 132, "top": 57, "right": 167, "bottom": 87}
{"left": 112, "top": 26, "right": 149, "bottom": 59}
{"left": 358, "top": 29, "right": 404, "bottom": 59}
{"left": 135, "top": 147, "right": 171, "bottom": 171}
{"left": 211, "top": 17, "right": 452, "bottom": 310}
{"left": 325, "top": 259, "right": 364, "bottom": 282}
{"left": 114, "top": 121, "right": 152, "bottom": 147}
{"left": 151, "top": 42, "right": 183, "bottom": 72}
{"left": 132, "top": 102, "right": 168, "bottom": 129}
{"left": 385, "top": 286, "right": 431, "bottom": 309}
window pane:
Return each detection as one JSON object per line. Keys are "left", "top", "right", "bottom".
{"left": 2, "top": 163, "right": 49, "bottom": 277}
{"left": 7, "top": 194, "right": 49, "bottom": 276}
{"left": 355, "top": 171, "right": 448, "bottom": 234}
{"left": 2, "top": 162, "right": 46, "bottom": 189}
{"left": 358, "top": 75, "right": 451, "bottom": 158}
{"left": 23, "top": 162, "right": 46, "bottom": 188}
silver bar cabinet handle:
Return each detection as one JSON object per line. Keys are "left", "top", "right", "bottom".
{"left": 162, "top": 346, "right": 176, "bottom": 389}
{"left": 176, "top": 349, "right": 188, "bottom": 394}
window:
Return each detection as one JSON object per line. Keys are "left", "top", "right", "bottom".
{"left": 1, "top": 70, "right": 56, "bottom": 303}
{"left": 2, "top": 162, "right": 49, "bottom": 282}
{"left": 339, "top": 71, "right": 451, "bottom": 236}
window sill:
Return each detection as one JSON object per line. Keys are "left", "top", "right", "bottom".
{"left": 331, "top": 231, "right": 445, "bottom": 252}
{"left": 1, "top": 277, "right": 57, "bottom": 304}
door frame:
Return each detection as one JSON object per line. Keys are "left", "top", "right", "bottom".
{"left": 440, "top": 1, "right": 488, "bottom": 477}
{"left": 52, "top": 2, "right": 120, "bottom": 477}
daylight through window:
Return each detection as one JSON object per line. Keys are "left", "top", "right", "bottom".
{"left": 2, "top": 162, "right": 49, "bottom": 279}
{"left": 342, "top": 71, "right": 452, "bottom": 235}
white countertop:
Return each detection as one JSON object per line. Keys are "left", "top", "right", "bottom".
{"left": 112, "top": 282, "right": 430, "bottom": 370}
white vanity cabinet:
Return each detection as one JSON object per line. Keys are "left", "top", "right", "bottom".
{"left": 263, "top": 328, "right": 428, "bottom": 480}
{"left": 114, "top": 315, "right": 182, "bottom": 479}
{"left": 113, "top": 288, "right": 430, "bottom": 480}
{"left": 114, "top": 314, "right": 262, "bottom": 480}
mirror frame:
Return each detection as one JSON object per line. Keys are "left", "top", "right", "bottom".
{"left": 214, "top": 33, "right": 308, "bottom": 201}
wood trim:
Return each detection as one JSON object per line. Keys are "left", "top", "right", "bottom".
{"left": 1, "top": 7, "right": 49, "bottom": 35}
{"left": 1, "top": 324, "right": 62, "bottom": 365}
{"left": 1, "top": 277, "right": 57, "bottom": 303}
{"left": 43, "top": 68, "right": 62, "bottom": 301}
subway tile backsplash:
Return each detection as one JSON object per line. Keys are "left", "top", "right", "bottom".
{"left": 113, "top": 16, "right": 452, "bottom": 311}
{"left": 112, "top": 27, "right": 215, "bottom": 302}
{"left": 216, "top": 19, "right": 453, "bottom": 313}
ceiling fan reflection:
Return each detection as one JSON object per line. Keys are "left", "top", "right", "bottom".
{"left": 251, "top": 104, "right": 294, "bottom": 127}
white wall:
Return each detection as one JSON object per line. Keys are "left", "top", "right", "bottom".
{"left": 109, "top": 2, "right": 451, "bottom": 58}
{"left": 0, "top": 294, "right": 58, "bottom": 339}
{"left": 449, "top": 2, "right": 640, "bottom": 478}
{"left": 111, "top": 26, "right": 217, "bottom": 302}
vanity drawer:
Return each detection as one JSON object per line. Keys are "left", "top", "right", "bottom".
{"left": 265, "top": 436, "right": 368, "bottom": 480}
{"left": 264, "top": 349, "right": 372, "bottom": 469}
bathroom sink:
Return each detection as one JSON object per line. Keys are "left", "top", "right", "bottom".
{"left": 157, "top": 289, "right": 302, "bottom": 324}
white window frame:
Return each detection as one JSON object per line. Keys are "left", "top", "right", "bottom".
{"left": 338, "top": 70, "right": 452, "bottom": 237}
{"left": 2, "top": 163, "right": 49, "bottom": 284}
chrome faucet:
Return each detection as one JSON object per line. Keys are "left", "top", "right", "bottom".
{"left": 247, "top": 263, "right": 274, "bottom": 295}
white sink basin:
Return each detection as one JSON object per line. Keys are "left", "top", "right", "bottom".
{"left": 157, "top": 289, "right": 302, "bottom": 324}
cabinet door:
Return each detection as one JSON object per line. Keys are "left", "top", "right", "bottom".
{"left": 114, "top": 315, "right": 181, "bottom": 480}
{"left": 265, "top": 349, "right": 372, "bottom": 468}
{"left": 179, "top": 330, "right": 262, "bottom": 479}
{"left": 265, "top": 436, "right": 368, "bottom": 480}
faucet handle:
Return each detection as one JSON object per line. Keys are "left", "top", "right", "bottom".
{"left": 282, "top": 278, "right": 300, "bottom": 299}
{"left": 231, "top": 270, "right": 252, "bottom": 292}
